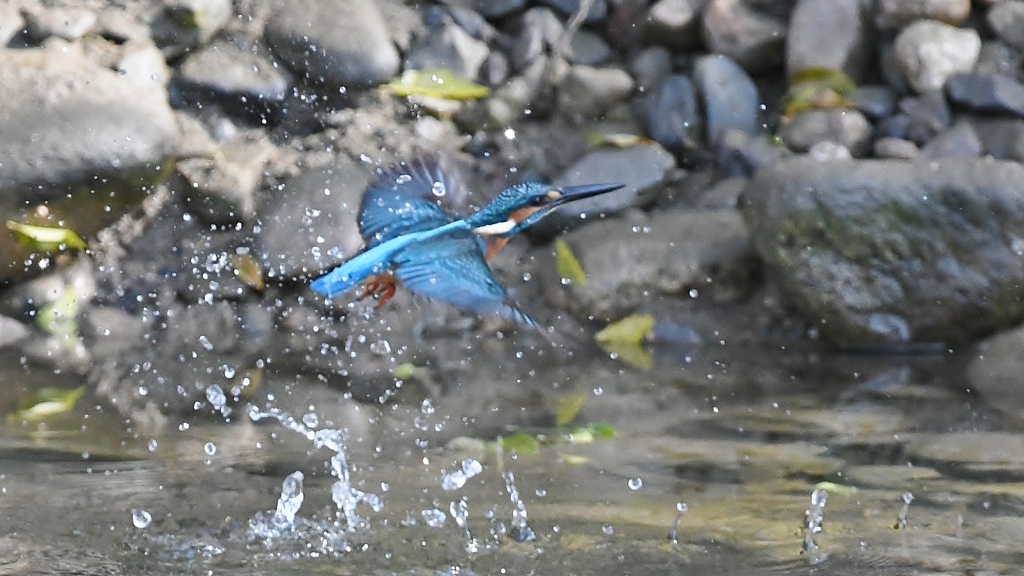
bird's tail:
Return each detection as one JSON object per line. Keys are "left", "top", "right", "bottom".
{"left": 310, "top": 266, "right": 365, "bottom": 298}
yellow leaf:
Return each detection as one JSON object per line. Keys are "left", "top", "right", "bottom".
{"left": 385, "top": 69, "right": 489, "bottom": 101}
{"left": 7, "top": 221, "right": 87, "bottom": 252}
{"left": 598, "top": 341, "right": 653, "bottom": 371}
{"left": 555, "top": 239, "right": 586, "bottom": 286}
{"left": 588, "top": 133, "right": 649, "bottom": 148}
{"left": 230, "top": 253, "right": 265, "bottom": 291}
{"left": 559, "top": 453, "right": 590, "bottom": 465}
{"left": 499, "top": 432, "right": 540, "bottom": 454}
{"left": 814, "top": 481, "right": 858, "bottom": 496}
{"left": 555, "top": 394, "right": 586, "bottom": 427}
{"left": 15, "top": 386, "right": 85, "bottom": 420}
{"left": 37, "top": 287, "right": 80, "bottom": 339}
{"left": 595, "top": 314, "right": 655, "bottom": 345}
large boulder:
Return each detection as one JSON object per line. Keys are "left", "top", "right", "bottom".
{"left": 743, "top": 157, "right": 1024, "bottom": 346}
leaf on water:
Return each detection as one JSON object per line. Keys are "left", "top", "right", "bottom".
{"left": 36, "top": 287, "right": 80, "bottom": 339}
{"left": 559, "top": 453, "right": 590, "bottom": 465}
{"left": 6, "top": 221, "right": 87, "bottom": 252}
{"left": 555, "top": 239, "right": 587, "bottom": 287}
{"left": 555, "top": 393, "right": 586, "bottom": 427}
{"left": 230, "top": 253, "right": 265, "bottom": 291}
{"left": 588, "top": 132, "right": 650, "bottom": 148}
{"left": 498, "top": 432, "right": 540, "bottom": 454}
{"left": 596, "top": 314, "right": 655, "bottom": 345}
{"left": 565, "top": 428, "right": 594, "bottom": 444}
{"left": 587, "top": 423, "right": 616, "bottom": 439}
{"left": 15, "top": 386, "right": 85, "bottom": 420}
{"left": 600, "top": 341, "right": 654, "bottom": 370}
{"left": 385, "top": 69, "right": 490, "bottom": 101}
{"left": 814, "top": 481, "right": 858, "bottom": 496}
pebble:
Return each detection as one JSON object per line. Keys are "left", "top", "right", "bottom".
{"left": 0, "top": 5, "right": 24, "bottom": 46}
{"left": 643, "top": 0, "right": 705, "bottom": 48}
{"left": 693, "top": 54, "right": 761, "bottom": 146}
{"left": 473, "top": 0, "right": 528, "bottom": 20}
{"left": 645, "top": 74, "right": 702, "bottom": 153}
{"left": 406, "top": 20, "right": 491, "bottom": 80}
{"left": 702, "top": 0, "right": 787, "bottom": 73}
{"left": 893, "top": 19, "right": 981, "bottom": 93}
{"left": 177, "top": 40, "right": 292, "bottom": 109}
{"left": 557, "top": 65, "right": 635, "bottom": 117}
{"left": 179, "top": 135, "right": 278, "bottom": 225}
{"left": 265, "top": 0, "right": 399, "bottom": 87}
{"left": 152, "top": 0, "right": 232, "bottom": 56}
{"left": 899, "top": 90, "right": 953, "bottom": 145}
{"left": 848, "top": 85, "right": 897, "bottom": 121}
{"left": 566, "top": 30, "right": 612, "bottom": 66}
{"left": 873, "top": 137, "right": 919, "bottom": 159}
{"left": 786, "top": 0, "right": 872, "bottom": 81}
{"left": 945, "top": 72, "right": 1024, "bottom": 116}
{"left": 629, "top": 46, "right": 672, "bottom": 93}
{"left": 986, "top": 0, "right": 1024, "bottom": 51}
{"left": 919, "top": 121, "right": 982, "bottom": 158}
{"left": 779, "top": 109, "right": 872, "bottom": 157}
{"left": 24, "top": 6, "right": 96, "bottom": 41}
{"left": 536, "top": 0, "right": 608, "bottom": 24}
{"left": 875, "top": 0, "right": 970, "bottom": 29}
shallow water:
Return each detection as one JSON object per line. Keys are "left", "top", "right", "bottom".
{"left": 1, "top": 340, "right": 1021, "bottom": 575}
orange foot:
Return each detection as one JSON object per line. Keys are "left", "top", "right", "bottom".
{"left": 357, "top": 274, "right": 398, "bottom": 308}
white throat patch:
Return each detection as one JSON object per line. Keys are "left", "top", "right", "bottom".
{"left": 473, "top": 219, "right": 516, "bottom": 236}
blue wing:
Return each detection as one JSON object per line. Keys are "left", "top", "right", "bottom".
{"left": 392, "top": 231, "right": 540, "bottom": 329}
{"left": 359, "top": 157, "right": 464, "bottom": 248}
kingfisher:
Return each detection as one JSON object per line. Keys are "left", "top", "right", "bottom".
{"left": 310, "top": 157, "right": 623, "bottom": 328}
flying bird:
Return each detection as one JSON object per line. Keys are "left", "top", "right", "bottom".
{"left": 310, "top": 158, "right": 622, "bottom": 328}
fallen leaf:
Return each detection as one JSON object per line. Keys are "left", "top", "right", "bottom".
{"left": 596, "top": 314, "right": 655, "bottom": 345}
{"left": 385, "top": 69, "right": 489, "bottom": 101}
{"left": 555, "top": 394, "right": 586, "bottom": 427}
{"left": 555, "top": 239, "right": 586, "bottom": 286}
{"left": 6, "top": 221, "right": 87, "bottom": 252}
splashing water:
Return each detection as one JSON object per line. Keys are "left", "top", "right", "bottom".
{"left": 503, "top": 471, "right": 535, "bottom": 543}
{"left": 315, "top": 428, "right": 384, "bottom": 531}
{"left": 450, "top": 497, "right": 481, "bottom": 553}
{"left": 895, "top": 492, "right": 914, "bottom": 529}
{"left": 250, "top": 471, "right": 306, "bottom": 539}
{"left": 441, "top": 459, "right": 483, "bottom": 491}
{"left": 668, "top": 502, "right": 688, "bottom": 544}
{"left": 801, "top": 488, "right": 828, "bottom": 554}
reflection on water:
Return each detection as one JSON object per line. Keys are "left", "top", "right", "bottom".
{"left": 0, "top": 341, "right": 1022, "bottom": 575}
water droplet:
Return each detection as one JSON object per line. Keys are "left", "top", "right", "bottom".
{"left": 422, "top": 508, "right": 446, "bottom": 528}
{"left": 206, "top": 384, "right": 226, "bottom": 409}
{"left": 147, "top": 439, "right": 158, "bottom": 452}
{"left": 676, "top": 502, "right": 688, "bottom": 513}
{"left": 302, "top": 412, "right": 319, "bottom": 428}
{"left": 204, "top": 442, "right": 216, "bottom": 456}
{"left": 628, "top": 477, "right": 643, "bottom": 490}
{"left": 602, "top": 524, "right": 614, "bottom": 535}
{"left": 396, "top": 174, "right": 412, "bottom": 184}
{"left": 131, "top": 509, "right": 152, "bottom": 529}
{"left": 431, "top": 181, "right": 446, "bottom": 197}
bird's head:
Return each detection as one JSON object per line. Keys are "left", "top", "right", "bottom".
{"left": 469, "top": 182, "right": 624, "bottom": 237}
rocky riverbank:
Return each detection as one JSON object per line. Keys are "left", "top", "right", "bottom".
{"left": 2, "top": 0, "right": 1024, "bottom": 424}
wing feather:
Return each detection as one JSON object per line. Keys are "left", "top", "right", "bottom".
{"left": 359, "top": 157, "right": 463, "bottom": 248}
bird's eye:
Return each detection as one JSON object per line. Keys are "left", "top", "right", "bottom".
{"left": 529, "top": 196, "right": 547, "bottom": 206}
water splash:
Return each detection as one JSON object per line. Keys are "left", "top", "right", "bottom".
{"left": 503, "top": 471, "right": 535, "bottom": 543}
{"left": 315, "top": 428, "right": 383, "bottom": 531}
{"left": 250, "top": 471, "right": 306, "bottom": 538}
{"left": 450, "top": 497, "right": 481, "bottom": 553}
{"left": 801, "top": 488, "right": 828, "bottom": 554}
{"left": 668, "top": 502, "right": 688, "bottom": 544}
{"left": 442, "top": 459, "right": 483, "bottom": 491}
{"left": 895, "top": 492, "right": 914, "bottom": 529}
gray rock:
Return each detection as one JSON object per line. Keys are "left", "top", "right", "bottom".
{"left": 537, "top": 0, "right": 608, "bottom": 23}
{"left": 629, "top": 46, "right": 673, "bottom": 93}
{"left": 702, "top": 0, "right": 787, "bottom": 73}
{"left": 0, "top": 46, "right": 178, "bottom": 283}
{"left": 557, "top": 65, "right": 635, "bottom": 117}
{"left": 566, "top": 30, "right": 612, "bottom": 66}
{"left": 968, "top": 326, "right": 1024, "bottom": 421}
{"left": 694, "top": 54, "right": 761, "bottom": 146}
{"left": 0, "top": 6, "right": 24, "bottom": 46}
{"left": 946, "top": 72, "right": 1024, "bottom": 116}
{"left": 893, "top": 19, "right": 981, "bottom": 93}
{"left": 558, "top": 209, "right": 754, "bottom": 318}
{"left": 899, "top": 90, "right": 952, "bottom": 144}
{"left": 779, "top": 109, "right": 873, "bottom": 157}
{"left": 968, "top": 117, "right": 1024, "bottom": 162}
{"left": 151, "top": 0, "right": 232, "bottom": 57}
{"left": 510, "top": 8, "right": 562, "bottom": 71}
{"left": 976, "top": 40, "right": 1024, "bottom": 78}
{"left": 179, "top": 134, "right": 277, "bottom": 225}
{"left": 643, "top": 0, "right": 707, "bottom": 48}
{"left": 716, "top": 128, "right": 792, "bottom": 175}
{"left": 849, "top": 85, "right": 897, "bottom": 120}
{"left": 786, "top": 0, "right": 872, "bottom": 82}
{"left": 0, "top": 315, "right": 29, "bottom": 348}
{"left": 876, "top": 0, "right": 970, "bottom": 29}
{"left": 24, "top": 6, "right": 97, "bottom": 41}
{"left": 118, "top": 42, "right": 172, "bottom": 88}
{"left": 255, "top": 156, "right": 371, "bottom": 280}
{"left": 177, "top": 40, "right": 291, "bottom": 107}
{"left": 646, "top": 74, "right": 702, "bottom": 153}
{"left": 473, "top": 0, "right": 528, "bottom": 20}
{"left": 80, "top": 306, "right": 146, "bottom": 359}
{"left": 265, "top": 0, "right": 399, "bottom": 88}
{"left": 873, "top": 136, "right": 919, "bottom": 159}
{"left": 743, "top": 157, "right": 1024, "bottom": 345}
{"left": 406, "top": 20, "right": 490, "bottom": 80}
{"left": 987, "top": 0, "right": 1024, "bottom": 51}
{"left": 919, "top": 121, "right": 982, "bottom": 158}
{"left": 546, "top": 142, "right": 676, "bottom": 228}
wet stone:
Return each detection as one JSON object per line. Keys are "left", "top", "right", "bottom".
{"left": 693, "top": 55, "right": 761, "bottom": 146}
{"left": 893, "top": 19, "right": 981, "bottom": 93}
{"left": 968, "top": 325, "right": 1024, "bottom": 422}
{"left": 702, "top": 0, "right": 786, "bottom": 73}
{"left": 23, "top": 6, "right": 97, "bottom": 41}
{"left": 255, "top": 156, "right": 371, "bottom": 281}
{"left": 875, "top": 0, "right": 970, "bottom": 29}
{"left": 566, "top": 30, "right": 612, "bottom": 66}
{"left": 178, "top": 134, "right": 277, "bottom": 225}
{"left": 117, "top": 42, "right": 172, "bottom": 88}
{"left": 405, "top": 19, "right": 490, "bottom": 80}
{"left": 743, "top": 157, "right": 1024, "bottom": 345}
{"left": 0, "top": 315, "right": 30, "bottom": 348}
{"left": 265, "top": 0, "right": 399, "bottom": 88}
{"left": 629, "top": 46, "right": 672, "bottom": 93}
{"left": 873, "top": 136, "right": 919, "bottom": 159}
{"left": 0, "top": 5, "right": 24, "bottom": 45}
{"left": 842, "top": 465, "right": 942, "bottom": 489}
{"left": 545, "top": 142, "right": 676, "bottom": 229}
{"left": 945, "top": 72, "right": 1024, "bottom": 116}
{"left": 975, "top": 40, "right": 1024, "bottom": 78}
{"left": 473, "top": 0, "right": 527, "bottom": 20}
{"left": 151, "top": 0, "right": 232, "bottom": 57}
{"left": 919, "top": 121, "right": 982, "bottom": 159}
{"left": 987, "top": 0, "right": 1024, "bottom": 51}
{"left": 537, "top": 0, "right": 608, "bottom": 24}
{"left": 906, "top": 432, "right": 1024, "bottom": 480}
{"left": 645, "top": 74, "right": 702, "bottom": 154}
{"left": 643, "top": 0, "right": 706, "bottom": 49}
{"left": 786, "top": 0, "right": 872, "bottom": 82}
{"left": 176, "top": 40, "right": 292, "bottom": 116}
{"left": 557, "top": 65, "right": 635, "bottom": 117}
{"left": 849, "top": 85, "right": 897, "bottom": 121}
{"left": 968, "top": 117, "right": 1024, "bottom": 162}
{"left": 779, "top": 109, "right": 873, "bottom": 158}
{"left": 899, "top": 90, "right": 953, "bottom": 145}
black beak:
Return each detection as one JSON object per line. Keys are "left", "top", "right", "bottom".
{"left": 551, "top": 183, "right": 624, "bottom": 207}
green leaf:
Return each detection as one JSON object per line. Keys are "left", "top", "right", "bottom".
{"left": 595, "top": 314, "right": 655, "bottom": 346}
{"left": 814, "top": 481, "right": 858, "bottom": 496}
{"left": 230, "top": 253, "right": 265, "bottom": 291}
{"left": 498, "top": 432, "right": 540, "bottom": 454}
{"left": 783, "top": 67, "right": 857, "bottom": 119}
{"left": 555, "top": 394, "right": 586, "bottom": 427}
{"left": 385, "top": 69, "right": 490, "bottom": 101}
{"left": 599, "top": 341, "right": 653, "bottom": 370}
{"left": 36, "top": 287, "right": 80, "bottom": 339}
{"left": 15, "top": 386, "right": 85, "bottom": 420}
{"left": 587, "top": 423, "right": 616, "bottom": 439}
{"left": 588, "top": 133, "right": 649, "bottom": 148}
{"left": 555, "top": 239, "right": 586, "bottom": 286}
{"left": 6, "top": 221, "right": 87, "bottom": 252}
